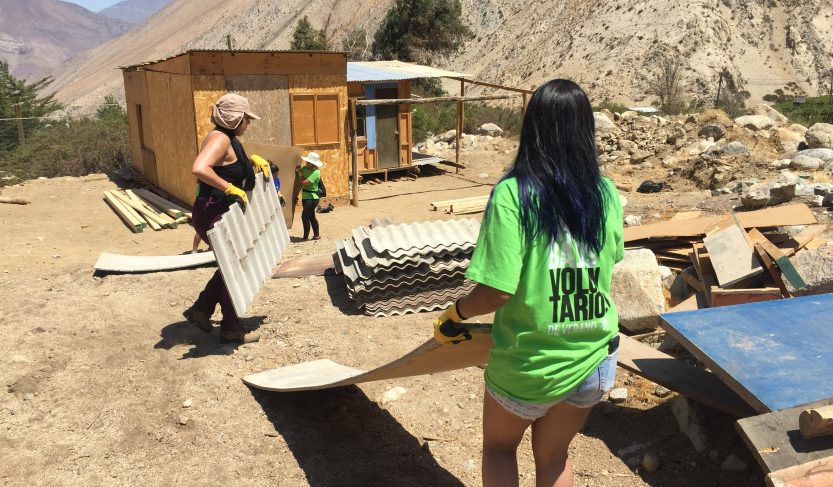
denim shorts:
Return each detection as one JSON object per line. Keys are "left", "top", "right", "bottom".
{"left": 486, "top": 347, "right": 619, "bottom": 421}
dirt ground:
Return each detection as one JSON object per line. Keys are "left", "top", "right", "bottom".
{"left": 0, "top": 148, "right": 777, "bottom": 486}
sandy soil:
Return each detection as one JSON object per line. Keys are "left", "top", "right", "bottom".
{"left": 0, "top": 150, "right": 768, "bottom": 486}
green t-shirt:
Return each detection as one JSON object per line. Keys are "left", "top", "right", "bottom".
{"left": 466, "top": 176, "right": 624, "bottom": 403}
{"left": 300, "top": 167, "right": 321, "bottom": 200}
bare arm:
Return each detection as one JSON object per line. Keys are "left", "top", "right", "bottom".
{"left": 456, "top": 283, "right": 512, "bottom": 319}
{"left": 192, "top": 133, "right": 232, "bottom": 191}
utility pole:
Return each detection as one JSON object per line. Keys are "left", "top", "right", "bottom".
{"left": 14, "top": 104, "right": 24, "bottom": 146}
{"left": 226, "top": 34, "right": 233, "bottom": 51}
{"left": 828, "top": 69, "right": 833, "bottom": 104}
{"left": 715, "top": 70, "right": 724, "bottom": 108}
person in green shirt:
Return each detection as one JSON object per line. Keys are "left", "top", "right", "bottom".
{"left": 295, "top": 152, "right": 324, "bottom": 240}
{"left": 433, "top": 79, "right": 624, "bottom": 487}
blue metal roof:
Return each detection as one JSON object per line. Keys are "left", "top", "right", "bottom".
{"left": 347, "top": 61, "right": 469, "bottom": 83}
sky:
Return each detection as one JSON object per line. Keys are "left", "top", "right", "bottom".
{"left": 64, "top": 0, "right": 121, "bottom": 12}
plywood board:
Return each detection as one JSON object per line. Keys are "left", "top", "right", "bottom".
{"left": 146, "top": 71, "right": 200, "bottom": 206}
{"left": 710, "top": 287, "right": 781, "bottom": 307}
{"left": 703, "top": 223, "right": 763, "bottom": 286}
{"left": 737, "top": 398, "right": 833, "bottom": 474}
{"left": 625, "top": 205, "right": 818, "bottom": 243}
{"left": 244, "top": 330, "right": 493, "bottom": 392}
{"left": 94, "top": 251, "right": 215, "bottom": 273}
{"left": 227, "top": 75, "right": 292, "bottom": 145}
{"left": 241, "top": 142, "right": 303, "bottom": 229}
{"left": 192, "top": 75, "right": 227, "bottom": 148}
{"left": 660, "top": 294, "right": 833, "bottom": 413}
{"left": 289, "top": 74, "right": 349, "bottom": 202}
{"left": 766, "top": 457, "right": 833, "bottom": 487}
{"left": 273, "top": 253, "right": 335, "bottom": 278}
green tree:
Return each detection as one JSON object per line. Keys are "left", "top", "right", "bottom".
{"left": 372, "top": 0, "right": 473, "bottom": 63}
{"left": 0, "top": 60, "right": 63, "bottom": 152}
{"left": 290, "top": 16, "right": 331, "bottom": 51}
{"left": 96, "top": 95, "right": 127, "bottom": 121}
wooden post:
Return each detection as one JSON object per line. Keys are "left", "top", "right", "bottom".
{"left": 15, "top": 104, "right": 24, "bottom": 146}
{"left": 456, "top": 80, "right": 465, "bottom": 173}
{"left": 349, "top": 99, "right": 359, "bottom": 207}
{"left": 715, "top": 70, "right": 724, "bottom": 108}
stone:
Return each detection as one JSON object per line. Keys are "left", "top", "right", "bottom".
{"left": 721, "top": 455, "right": 747, "bottom": 471}
{"left": 182, "top": 399, "right": 193, "bottom": 408}
{"left": 789, "top": 123, "right": 808, "bottom": 135}
{"left": 631, "top": 150, "right": 652, "bottom": 163}
{"left": 594, "top": 113, "right": 617, "bottom": 133}
{"left": 789, "top": 154, "right": 823, "bottom": 171}
{"left": 698, "top": 124, "right": 725, "bottom": 140}
{"left": 438, "top": 130, "right": 457, "bottom": 143}
{"left": 787, "top": 244, "right": 833, "bottom": 296}
{"left": 23, "top": 393, "right": 34, "bottom": 401}
{"left": 658, "top": 265, "right": 674, "bottom": 290}
{"left": 608, "top": 388, "right": 628, "bottom": 403}
{"left": 721, "top": 141, "right": 749, "bottom": 155}
{"left": 478, "top": 172, "right": 489, "bottom": 179}
{"left": 619, "top": 193, "right": 628, "bottom": 208}
{"left": 770, "top": 159, "right": 791, "bottom": 169}
{"left": 478, "top": 123, "right": 504, "bottom": 136}
{"left": 735, "top": 115, "right": 774, "bottom": 131}
{"left": 178, "top": 415, "right": 189, "bottom": 425}
{"left": 776, "top": 128, "right": 805, "bottom": 153}
{"left": 769, "top": 170, "right": 799, "bottom": 204}
{"left": 620, "top": 111, "right": 639, "bottom": 121}
{"left": 751, "top": 104, "right": 789, "bottom": 126}
{"left": 425, "top": 138, "right": 436, "bottom": 153}
{"left": 653, "top": 385, "right": 672, "bottom": 398}
{"left": 624, "top": 215, "right": 642, "bottom": 227}
{"left": 670, "top": 396, "right": 708, "bottom": 453}
{"left": 642, "top": 452, "right": 660, "bottom": 473}
{"left": 378, "top": 386, "right": 408, "bottom": 406}
{"left": 805, "top": 123, "right": 833, "bottom": 149}
{"left": 794, "top": 148, "right": 833, "bottom": 164}
{"left": 611, "top": 249, "right": 665, "bottom": 331}
{"left": 667, "top": 126, "right": 687, "bottom": 145}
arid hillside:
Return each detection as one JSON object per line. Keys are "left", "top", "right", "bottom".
{"left": 47, "top": 0, "right": 833, "bottom": 111}
{"left": 0, "top": 0, "right": 131, "bottom": 79}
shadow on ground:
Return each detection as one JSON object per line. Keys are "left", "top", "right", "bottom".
{"left": 155, "top": 315, "right": 266, "bottom": 359}
{"left": 581, "top": 400, "right": 763, "bottom": 486}
{"left": 250, "top": 386, "right": 464, "bottom": 487}
{"left": 324, "top": 274, "right": 364, "bottom": 316}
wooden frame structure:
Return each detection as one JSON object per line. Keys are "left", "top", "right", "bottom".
{"left": 121, "top": 50, "right": 350, "bottom": 207}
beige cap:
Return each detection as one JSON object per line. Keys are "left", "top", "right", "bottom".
{"left": 211, "top": 93, "right": 260, "bottom": 130}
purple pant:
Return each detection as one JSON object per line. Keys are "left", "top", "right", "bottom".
{"left": 191, "top": 196, "right": 239, "bottom": 331}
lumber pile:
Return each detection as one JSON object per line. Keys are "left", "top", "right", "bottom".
{"left": 626, "top": 204, "right": 825, "bottom": 309}
{"left": 333, "top": 219, "right": 480, "bottom": 316}
{"left": 431, "top": 195, "right": 489, "bottom": 215}
{"left": 103, "top": 188, "right": 191, "bottom": 233}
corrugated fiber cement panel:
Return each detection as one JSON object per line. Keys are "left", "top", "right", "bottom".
{"left": 365, "top": 219, "right": 480, "bottom": 257}
{"left": 207, "top": 173, "right": 290, "bottom": 316}
{"left": 659, "top": 293, "right": 833, "bottom": 413}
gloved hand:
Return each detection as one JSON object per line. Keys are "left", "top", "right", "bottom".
{"left": 224, "top": 184, "right": 248, "bottom": 207}
{"left": 278, "top": 192, "right": 286, "bottom": 207}
{"left": 433, "top": 300, "right": 470, "bottom": 345}
{"left": 250, "top": 154, "right": 272, "bottom": 180}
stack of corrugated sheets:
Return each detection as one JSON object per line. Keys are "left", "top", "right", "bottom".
{"left": 334, "top": 219, "right": 480, "bottom": 316}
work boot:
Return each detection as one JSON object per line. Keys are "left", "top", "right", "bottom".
{"left": 183, "top": 305, "right": 213, "bottom": 333}
{"left": 219, "top": 328, "right": 261, "bottom": 344}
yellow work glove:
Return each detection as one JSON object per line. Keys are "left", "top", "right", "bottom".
{"left": 224, "top": 184, "right": 248, "bottom": 207}
{"left": 433, "top": 300, "right": 471, "bottom": 345}
{"left": 250, "top": 154, "right": 272, "bottom": 180}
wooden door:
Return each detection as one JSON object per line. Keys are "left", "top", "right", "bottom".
{"left": 375, "top": 87, "right": 399, "bottom": 169}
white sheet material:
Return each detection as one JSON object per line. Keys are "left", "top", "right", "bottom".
{"left": 94, "top": 251, "right": 216, "bottom": 273}
{"left": 207, "top": 173, "right": 290, "bottom": 316}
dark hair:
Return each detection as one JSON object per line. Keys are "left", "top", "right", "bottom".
{"left": 495, "top": 79, "right": 608, "bottom": 254}
{"left": 269, "top": 163, "right": 279, "bottom": 173}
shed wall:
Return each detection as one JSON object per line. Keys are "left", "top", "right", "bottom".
{"left": 227, "top": 75, "right": 292, "bottom": 146}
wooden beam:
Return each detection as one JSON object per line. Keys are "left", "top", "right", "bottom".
{"left": 137, "top": 188, "right": 193, "bottom": 218}
{"left": 349, "top": 99, "right": 359, "bottom": 207}
{"left": 134, "top": 188, "right": 183, "bottom": 219}
{"left": 447, "top": 77, "right": 535, "bottom": 94}
{"left": 783, "top": 225, "right": 826, "bottom": 256}
{"left": 456, "top": 79, "right": 465, "bottom": 173}
{"left": 111, "top": 191, "right": 168, "bottom": 230}
{"left": 431, "top": 195, "right": 489, "bottom": 211}
{"left": 753, "top": 232, "right": 806, "bottom": 291}
{"left": 0, "top": 197, "right": 30, "bottom": 205}
{"left": 355, "top": 94, "right": 520, "bottom": 106}
{"left": 103, "top": 191, "right": 144, "bottom": 233}
{"left": 709, "top": 287, "right": 781, "bottom": 307}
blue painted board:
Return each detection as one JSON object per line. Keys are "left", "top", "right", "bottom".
{"left": 660, "top": 293, "right": 833, "bottom": 413}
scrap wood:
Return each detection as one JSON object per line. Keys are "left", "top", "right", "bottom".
{"left": 272, "top": 253, "right": 335, "bottom": 278}
{"left": 431, "top": 195, "right": 489, "bottom": 211}
{"left": 680, "top": 271, "right": 705, "bottom": 293}
{"left": 126, "top": 189, "right": 177, "bottom": 227}
{"left": 690, "top": 244, "right": 717, "bottom": 306}
{"left": 666, "top": 292, "right": 708, "bottom": 313}
{"left": 94, "top": 251, "right": 216, "bottom": 273}
{"left": 670, "top": 211, "right": 704, "bottom": 221}
{"left": 766, "top": 457, "right": 833, "bottom": 487}
{"left": 134, "top": 188, "right": 187, "bottom": 219}
{"left": 0, "top": 197, "right": 30, "bottom": 205}
{"left": 703, "top": 222, "right": 763, "bottom": 287}
{"left": 111, "top": 190, "right": 175, "bottom": 229}
{"left": 749, "top": 230, "right": 806, "bottom": 291}
{"left": 624, "top": 204, "right": 817, "bottom": 243}
{"left": 103, "top": 191, "right": 144, "bottom": 233}
{"left": 800, "top": 405, "right": 833, "bottom": 440}
{"left": 737, "top": 398, "right": 833, "bottom": 477}
{"left": 782, "top": 225, "right": 826, "bottom": 256}
{"left": 748, "top": 233, "right": 791, "bottom": 297}
{"left": 709, "top": 287, "right": 781, "bottom": 307}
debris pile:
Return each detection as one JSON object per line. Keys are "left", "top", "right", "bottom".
{"left": 333, "top": 220, "right": 479, "bottom": 316}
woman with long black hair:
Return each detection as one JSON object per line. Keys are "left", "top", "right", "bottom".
{"left": 433, "top": 79, "right": 624, "bottom": 487}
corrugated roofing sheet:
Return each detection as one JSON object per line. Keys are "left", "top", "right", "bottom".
{"left": 366, "top": 219, "right": 480, "bottom": 256}
{"left": 122, "top": 49, "right": 347, "bottom": 70}
{"left": 347, "top": 60, "right": 470, "bottom": 83}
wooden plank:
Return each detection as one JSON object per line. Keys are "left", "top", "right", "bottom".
{"left": 783, "top": 225, "right": 826, "bottom": 257}
{"left": 754, "top": 233, "right": 807, "bottom": 291}
{"left": 356, "top": 94, "right": 520, "bottom": 106}
{"left": 691, "top": 244, "right": 717, "bottom": 307}
{"left": 737, "top": 398, "right": 833, "bottom": 474}
{"left": 431, "top": 194, "right": 489, "bottom": 210}
{"left": 709, "top": 287, "right": 781, "bottom": 307}
{"left": 666, "top": 292, "right": 708, "bottom": 313}
{"left": 660, "top": 294, "right": 833, "bottom": 413}
{"left": 766, "top": 457, "right": 833, "bottom": 487}
{"left": 703, "top": 223, "right": 763, "bottom": 287}
{"left": 625, "top": 204, "right": 817, "bottom": 243}
{"left": 616, "top": 334, "right": 754, "bottom": 416}
{"left": 805, "top": 238, "right": 826, "bottom": 251}
{"left": 111, "top": 191, "right": 166, "bottom": 230}
{"left": 103, "top": 191, "right": 143, "bottom": 233}
{"left": 126, "top": 189, "right": 177, "bottom": 227}
{"left": 133, "top": 188, "right": 183, "bottom": 219}
{"left": 94, "top": 251, "right": 216, "bottom": 273}
{"left": 679, "top": 271, "right": 706, "bottom": 293}
{"left": 755, "top": 243, "right": 791, "bottom": 297}
{"left": 670, "top": 211, "right": 704, "bottom": 221}
{"left": 104, "top": 190, "right": 147, "bottom": 230}
{"left": 272, "top": 253, "right": 335, "bottom": 278}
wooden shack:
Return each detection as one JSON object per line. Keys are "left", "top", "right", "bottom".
{"left": 121, "top": 50, "right": 349, "bottom": 206}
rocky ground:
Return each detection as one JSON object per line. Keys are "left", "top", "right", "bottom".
{"left": 2, "top": 107, "right": 833, "bottom": 486}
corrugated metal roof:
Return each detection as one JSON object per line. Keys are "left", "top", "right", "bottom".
{"left": 121, "top": 49, "right": 347, "bottom": 70}
{"left": 347, "top": 60, "right": 470, "bottom": 83}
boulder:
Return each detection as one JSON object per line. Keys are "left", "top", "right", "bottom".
{"left": 611, "top": 249, "right": 665, "bottom": 332}
{"left": 794, "top": 148, "right": 833, "bottom": 165}
{"left": 698, "top": 124, "right": 725, "bottom": 140}
{"left": 624, "top": 215, "right": 642, "bottom": 226}
{"left": 734, "top": 115, "right": 774, "bottom": 131}
{"left": 770, "top": 159, "right": 791, "bottom": 169}
{"left": 741, "top": 186, "right": 771, "bottom": 209}
{"left": 478, "top": 123, "right": 504, "bottom": 137}
{"left": 721, "top": 141, "right": 749, "bottom": 155}
{"left": 751, "top": 104, "right": 789, "bottom": 126}
{"left": 788, "top": 243, "right": 833, "bottom": 296}
{"left": 776, "top": 128, "right": 805, "bottom": 153}
{"left": 620, "top": 111, "right": 639, "bottom": 121}
{"left": 631, "top": 150, "right": 653, "bottom": 163}
{"left": 789, "top": 154, "right": 823, "bottom": 171}
{"left": 594, "top": 113, "right": 618, "bottom": 134}
{"left": 789, "top": 123, "right": 808, "bottom": 135}
{"left": 805, "top": 123, "right": 833, "bottom": 149}
{"left": 770, "top": 170, "right": 799, "bottom": 204}
{"left": 438, "top": 129, "right": 457, "bottom": 143}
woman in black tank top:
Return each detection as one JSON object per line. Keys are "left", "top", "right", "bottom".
{"left": 182, "top": 93, "right": 261, "bottom": 345}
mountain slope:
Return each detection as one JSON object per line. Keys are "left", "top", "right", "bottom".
{"left": 0, "top": 0, "right": 132, "bottom": 79}
{"left": 99, "top": 0, "right": 172, "bottom": 24}
{"left": 47, "top": 0, "right": 833, "bottom": 111}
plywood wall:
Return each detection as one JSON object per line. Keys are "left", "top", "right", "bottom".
{"left": 146, "top": 71, "right": 200, "bottom": 205}
{"left": 192, "top": 75, "right": 227, "bottom": 148}
{"left": 288, "top": 74, "right": 348, "bottom": 203}
{"left": 227, "top": 75, "right": 292, "bottom": 146}
{"left": 123, "top": 70, "right": 155, "bottom": 181}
